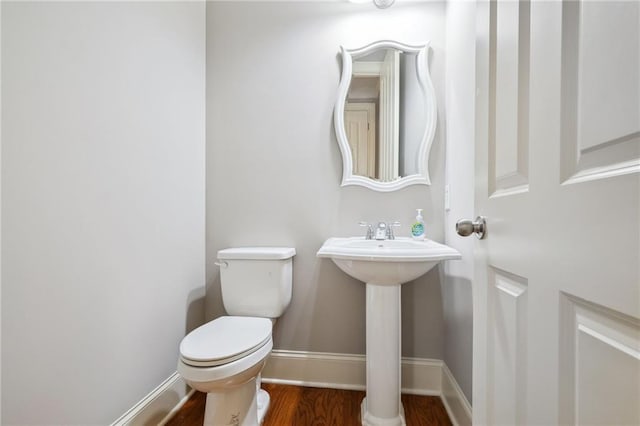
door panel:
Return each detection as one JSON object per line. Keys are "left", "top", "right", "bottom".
{"left": 487, "top": 268, "right": 528, "bottom": 426}
{"left": 474, "top": 1, "right": 640, "bottom": 425}
{"left": 560, "top": 1, "right": 640, "bottom": 183}
{"left": 560, "top": 295, "right": 640, "bottom": 425}
{"left": 490, "top": 0, "right": 530, "bottom": 196}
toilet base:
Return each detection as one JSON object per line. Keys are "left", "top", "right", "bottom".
{"left": 256, "top": 389, "right": 270, "bottom": 424}
{"left": 203, "top": 378, "right": 271, "bottom": 426}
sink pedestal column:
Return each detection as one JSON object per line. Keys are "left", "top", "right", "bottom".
{"left": 362, "top": 283, "right": 405, "bottom": 426}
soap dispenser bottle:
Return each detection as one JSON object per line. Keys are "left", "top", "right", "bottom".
{"left": 411, "top": 209, "right": 426, "bottom": 240}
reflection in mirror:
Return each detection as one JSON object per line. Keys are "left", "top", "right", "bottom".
{"left": 335, "top": 40, "right": 436, "bottom": 192}
{"left": 346, "top": 49, "right": 425, "bottom": 181}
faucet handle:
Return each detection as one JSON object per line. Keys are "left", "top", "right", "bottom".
{"left": 387, "top": 221, "right": 401, "bottom": 239}
{"left": 359, "top": 221, "right": 374, "bottom": 239}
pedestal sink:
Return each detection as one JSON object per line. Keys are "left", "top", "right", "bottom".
{"left": 317, "top": 237, "right": 461, "bottom": 426}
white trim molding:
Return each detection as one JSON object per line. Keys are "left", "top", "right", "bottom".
{"left": 111, "top": 372, "right": 193, "bottom": 426}
{"left": 116, "top": 351, "right": 472, "bottom": 426}
{"left": 441, "top": 363, "right": 473, "bottom": 426}
{"left": 263, "top": 350, "right": 368, "bottom": 391}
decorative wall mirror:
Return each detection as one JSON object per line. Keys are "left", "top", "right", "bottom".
{"left": 334, "top": 40, "right": 437, "bottom": 192}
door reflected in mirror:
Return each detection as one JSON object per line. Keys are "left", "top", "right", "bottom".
{"left": 335, "top": 40, "right": 437, "bottom": 192}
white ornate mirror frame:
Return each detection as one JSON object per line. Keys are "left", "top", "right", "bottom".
{"left": 334, "top": 40, "right": 437, "bottom": 192}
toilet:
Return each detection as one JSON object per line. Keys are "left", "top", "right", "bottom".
{"left": 178, "top": 247, "right": 296, "bottom": 426}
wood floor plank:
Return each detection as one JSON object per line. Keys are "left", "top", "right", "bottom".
{"left": 165, "top": 391, "right": 205, "bottom": 425}
{"left": 401, "top": 393, "right": 452, "bottom": 426}
{"left": 262, "top": 384, "right": 365, "bottom": 426}
{"left": 165, "top": 384, "right": 452, "bottom": 426}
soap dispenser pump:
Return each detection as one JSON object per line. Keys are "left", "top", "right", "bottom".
{"left": 411, "top": 209, "right": 426, "bottom": 240}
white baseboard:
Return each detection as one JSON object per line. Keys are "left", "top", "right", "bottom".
{"left": 262, "top": 350, "right": 368, "bottom": 391}
{"left": 111, "top": 372, "right": 193, "bottom": 426}
{"left": 116, "top": 351, "right": 472, "bottom": 426}
{"left": 262, "top": 350, "right": 443, "bottom": 396}
{"left": 441, "top": 363, "right": 472, "bottom": 426}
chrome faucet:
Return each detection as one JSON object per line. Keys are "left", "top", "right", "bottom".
{"left": 360, "top": 221, "right": 401, "bottom": 240}
{"left": 374, "top": 222, "right": 388, "bottom": 240}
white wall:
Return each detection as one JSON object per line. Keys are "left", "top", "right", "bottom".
{"left": 443, "top": 0, "right": 476, "bottom": 403}
{"left": 0, "top": 2, "right": 3, "bottom": 420}
{"left": 206, "top": 2, "right": 448, "bottom": 358}
{"left": 1, "top": 2, "right": 205, "bottom": 424}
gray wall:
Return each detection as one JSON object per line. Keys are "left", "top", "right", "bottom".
{"left": 443, "top": 0, "right": 476, "bottom": 403}
{"left": 399, "top": 52, "right": 425, "bottom": 176}
{"left": 1, "top": 2, "right": 205, "bottom": 423}
{"left": 206, "top": 2, "right": 447, "bottom": 358}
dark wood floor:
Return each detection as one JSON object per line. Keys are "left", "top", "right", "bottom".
{"left": 166, "top": 384, "right": 452, "bottom": 425}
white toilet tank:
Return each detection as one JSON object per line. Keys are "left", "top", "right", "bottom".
{"left": 217, "top": 247, "right": 295, "bottom": 318}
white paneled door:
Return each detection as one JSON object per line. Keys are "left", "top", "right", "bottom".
{"left": 345, "top": 103, "right": 377, "bottom": 179}
{"left": 473, "top": 1, "right": 640, "bottom": 425}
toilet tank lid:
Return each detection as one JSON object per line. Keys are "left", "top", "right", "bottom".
{"left": 217, "top": 247, "right": 296, "bottom": 260}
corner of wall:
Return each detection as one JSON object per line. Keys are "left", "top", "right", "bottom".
{"left": 1, "top": 0, "right": 4, "bottom": 420}
{"left": 442, "top": 0, "right": 476, "bottom": 404}
{"left": 111, "top": 373, "right": 193, "bottom": 426}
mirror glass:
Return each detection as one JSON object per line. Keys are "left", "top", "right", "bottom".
{"left": 334, "top": 41, "right": 436, "bottom": 192}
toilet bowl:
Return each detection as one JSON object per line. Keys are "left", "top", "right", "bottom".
{"left": 177, "top": 247, "right": 295, "bottom": 426}
{"left": 178, "top": 316, "right": 274, "bottom": 425}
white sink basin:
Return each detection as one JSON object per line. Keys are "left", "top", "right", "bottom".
{"left": 317, "top": 237, "right": 461, "bottom": 285}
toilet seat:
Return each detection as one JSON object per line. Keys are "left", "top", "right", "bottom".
{"left": 177, "top": 336, "right": 272, "bottom": 387}
{"left": 180, "top": 316, "right": 272, "bottom": 367}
